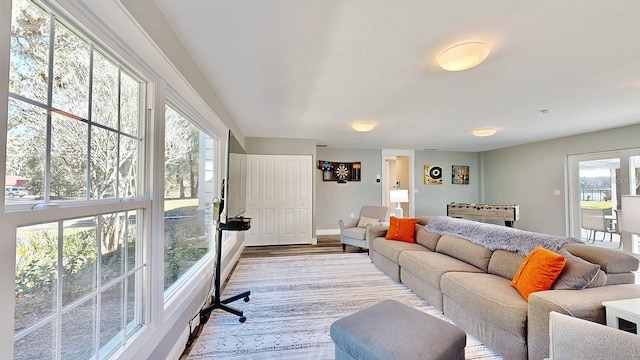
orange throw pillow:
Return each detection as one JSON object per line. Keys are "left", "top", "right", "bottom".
{"left": 385, "top": 217, "right": 417, "bottom": 243}
{"left": 511, "top": 246, "right": 566, "bottom": 301}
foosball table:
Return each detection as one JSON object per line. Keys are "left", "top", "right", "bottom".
{"left": 446, "top": 203, "right": 520, "bottom": 227}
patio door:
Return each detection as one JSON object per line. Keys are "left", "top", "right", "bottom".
{"left": 568, "top": 149, "right": 640, "bottom": 254}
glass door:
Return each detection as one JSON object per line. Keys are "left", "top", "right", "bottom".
{"left": 625, "top": 155, "right": 640, "bottom": 253}
{"left": 568, "top": 149, "right": 640, "bottom": 255}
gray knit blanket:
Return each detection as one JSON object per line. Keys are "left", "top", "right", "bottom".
{"left": 425, "top": 216, "right": 582, "bottom": 255}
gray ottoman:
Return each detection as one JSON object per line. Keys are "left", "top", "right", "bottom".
{"left": 330, "top": 299, "right": 466, "bottom": 360}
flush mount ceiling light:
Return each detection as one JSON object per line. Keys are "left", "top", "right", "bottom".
{"left": 472, "top": 128, "right": 497, "bottom": 137}
{"left": 352, "top": 122, "right": 375, "bottom": 132}
{"left": 438, "top": 42, "right": 490, "bottom": 71}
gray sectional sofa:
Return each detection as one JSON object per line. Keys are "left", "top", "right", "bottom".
{"left": 370, "top": 216, "right": 640, "bottom": 360}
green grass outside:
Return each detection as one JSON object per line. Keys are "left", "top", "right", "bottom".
{"left": 164, "top": 198, "right": 199, "bottom": 216}
{"left": 580, "top": 201, "right": 613, "bottom": 209}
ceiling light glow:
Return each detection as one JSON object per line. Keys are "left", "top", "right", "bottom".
{"left": 438, "top": 42, "right": 490, "bottom": 71}
{"left": 472, "top": 128, "right": 497, "bottom": 137}
{"left": 352, "top": 122, "right": 375, "bottom": 132}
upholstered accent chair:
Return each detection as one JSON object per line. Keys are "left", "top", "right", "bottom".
{"left": 338, "top": 206, "right": 390, "bottom": 252}
{"left": 546, "top": 311, "right": 640, "bottom": 360}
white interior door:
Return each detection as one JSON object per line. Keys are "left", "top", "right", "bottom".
{"left": 245, "top": 155, "right": 312, "bottom": 246}
{"left": 245, "top": 156, "right": 278, "bottom": 246}
{"left": 279, "top": 156, "right": 312, "bottom": 244}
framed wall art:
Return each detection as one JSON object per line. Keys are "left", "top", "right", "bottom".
{"left": 424, "top": 165, "right": 443, "bottom": 185}
{"left": 452, "top": 165, "right": 469, "bottom": 184}
{"left": 318, "top": 160, "right": 361, "bottom": 183}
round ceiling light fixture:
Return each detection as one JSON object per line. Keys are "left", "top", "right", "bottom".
{"left": 352, "top": 122, "right": 375, "bottom": 132}
{"left": 438, "top": 42, "right": 490, "bottom": 71}
{"left": 472, "top": 127, "right": 497, "bottom": 137}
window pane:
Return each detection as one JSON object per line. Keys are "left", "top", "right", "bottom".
{"left": 51, "top": 112, "right": 88, "bottom": 200}
{"left": 9, "top": 0, "right": 50, "bottom": 104}
{"left": 15, "top": 222, "right": 58, "bottom": 333}
{"left": 119, "top": 135, "right": 139, "bottom": 198}
{"left": 14, "top": 321, "right": 56, "bottom": 360}
{"left": 61, "top": 297, "right": 96, "bottom": 359}
{"left": 126, "top": 211, "right": 137, "bottom": 272}
{"left": 100, "top": 282, "right": 123, "bottom": 351}
{"left": 91, "top": 52, "right": 119, "bottom": 129}
{"left": 126, "top": 274, "right": 138, "bottom": 332}
{"left": 52, "top": 21, "right": 90, "bottom": 119}
{"left": 90, "top": 126, "right": 118, "bottom": 199}
{"left": 100, "top": 213, "right": 125, "bottom": 284}
{"left": 631, "top": 156, "right": 640, "bottom": 194}
{"left": 6, "top": 98, "right": 46, "bottom": 204}
{"left": 62, "top": 217, "right": 97, "bottom": 306}
{"left": 14, "top": 210, "right": 144, "bottom": 358}
{"left": 120, "top": 71, "right": 139, "bottom": 137}
{"left": 164, "top": 105, "right": 214, "bottom": 290}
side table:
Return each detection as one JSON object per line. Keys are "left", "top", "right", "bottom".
{"left": 602, "top": 298, "right": 640, "bottom": 334}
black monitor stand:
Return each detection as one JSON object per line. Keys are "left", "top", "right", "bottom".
{"left": 200, "top": 220, "right": 251, "bottom": 323}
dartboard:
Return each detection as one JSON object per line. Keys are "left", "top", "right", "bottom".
{"left": 334, "top": 163, "right": 350, "bottom": 181}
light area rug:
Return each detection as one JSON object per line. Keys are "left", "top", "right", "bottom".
{"left": 186, "top": 253, "right": 503, "bottom": 360}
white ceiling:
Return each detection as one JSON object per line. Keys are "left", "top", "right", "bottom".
{"left": 153, "top": 0, "right": 640, "bottom": 151}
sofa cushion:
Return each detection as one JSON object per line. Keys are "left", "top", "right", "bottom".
{"left": 371, "top": 237, "right": 428, "bottom": 263}
{"left": 386, "top": 217, "right": 418, "bottom": 243}
{"left": 415, "top": 227, "right": 441, "bottom": 251}
{"left": 399, "top": 251, "right": 484, "bottom": 291}
{"left": 552, "top": 248, "right": 601, "bottom": 290}
{"left": 441, "top": 272, "right": 528, "bottom": 337}
{"left": 562, "top": 243, "right": 639, "bottom": 274}
{"left": 511, "top": 247, "right": 566, "bottom": 301}
{"left": 488, "top": 250, "right": 525, "bottom": 280}
{"left": 436, "top": 235, "right": 493, "bottom": 272}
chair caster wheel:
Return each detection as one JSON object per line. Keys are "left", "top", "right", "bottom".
{"left": 239, "top": 316, "right": 246, "bottom": 323}
{"left": 244, "top": 296, "right": 250, "bottom": 302}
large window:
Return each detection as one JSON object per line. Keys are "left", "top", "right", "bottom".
{"left": 7, "top": 0, "right": 140, "bottom": 206}
{"left": 163, "top": 104, "right": 216, "bottom": 291}
{"left": 7, "top": 0, "right": 147, "bottom": 358}
{"left": 14, "top": 211, "right": 143, "bottom": 359}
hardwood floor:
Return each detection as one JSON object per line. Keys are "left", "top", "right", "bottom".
{"left": 239, "top": 234, "right": 367, "bottom": 258}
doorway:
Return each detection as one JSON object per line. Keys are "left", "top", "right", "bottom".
{"left": 568, "top": 149, "right": 640, "bottom": 255}
{"left": 381, "top": 150, "right": 414, "bottom": 218}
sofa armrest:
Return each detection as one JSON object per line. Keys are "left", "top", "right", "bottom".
{"left": 562, "top": 243, "right": 639, "bottom": 274}
{"left": 368, "top": 224, "right": 389, "bottom": 239}
{"left": 339, "top": 218, "right": 359, "bottom": 230}
{"left": 528, "top": 284, "right": 640, "bottom": 360}
{"left": 547, "top": 311, "right": 640, "bottom": 360}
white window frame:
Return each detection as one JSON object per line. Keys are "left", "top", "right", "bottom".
{"left": 162, "top": 100, "right": 220, "bottom": 302}
{"left": 4, "top": 0, "right": 152, "bottom": 358}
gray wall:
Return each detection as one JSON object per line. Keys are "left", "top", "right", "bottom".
{"left": 316, "top": 148, "right": 384, "bottom": 229}
{"left": 315, "top": 149, "right": 481, "bottom": 230}
{"left": 414, "top": 151, "right": 481, "bottom": 217}
{"left": 245, "top": 137, "right": 317, "bottom": 156}
{"left": 482, "top": 124, "right": 640, "bottom": 235}
{"left": 245, "top": 137, "right": 319, "bottom": 235}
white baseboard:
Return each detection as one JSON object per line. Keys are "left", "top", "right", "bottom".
{"left": 316, "top": 229, "right": 340, "bottom": 235}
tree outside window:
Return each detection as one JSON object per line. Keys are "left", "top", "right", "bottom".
{"left": 8, "top": 0, "right": 146, "bottom": 358}
{"left": 164, "top": 104, "right": 216, "bottom": 291}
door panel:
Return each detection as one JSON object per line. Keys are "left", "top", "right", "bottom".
{"left": 245, "top": 155, "right": 312, "bottom": 246}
